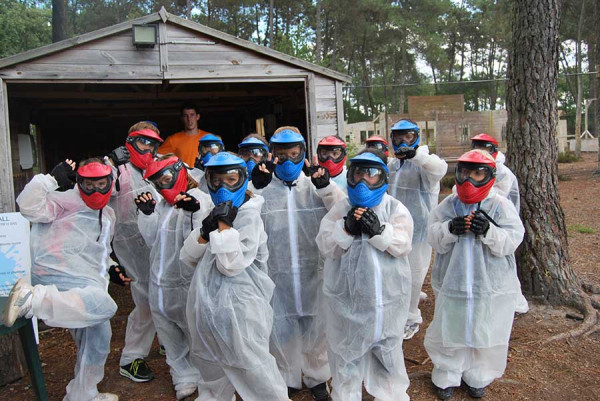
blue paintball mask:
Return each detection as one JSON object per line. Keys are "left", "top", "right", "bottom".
{"left": 390, "top": 120, "right": 420, "bottom": 153}
{"left": 346, "top": 153, "right": 389, "bottom": 208}
{"left": 238, "top": 137, "right": 269, "bottom": 179}
{"left": 196, "top": 134, "right": 224, "bottom": 169}
{"left": 204, "top": 152, "right": 248, "bottom": 208}
{"left": 270, "top": 129, "right": 306, "bottom": 182}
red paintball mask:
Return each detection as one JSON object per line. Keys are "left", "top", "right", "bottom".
{"left": 455, "top": 150, "right": 497, "bottom": 204}
{"left": 317, "top": 136, "right": 347, "bottom": 177}
{"left": 365, "top": 136, "right": 389, "bottom": 157}
{"left": 76, "top": 162, "right": 114, "bottom": 210}
{"left": 470, "top": 133, "right": 499, "bottom": 159}
{"left": 125, "top": 129, "right": 164, "bottom": 170}
{"left": 144, "top": 156, "right": 188, "bottom": 205}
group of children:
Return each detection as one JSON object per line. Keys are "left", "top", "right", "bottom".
{"left": 1, "top": 118, "right": 525, "bottom": 401}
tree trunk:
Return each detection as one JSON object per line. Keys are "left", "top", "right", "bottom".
{"left": 574, "top": 0, "right": 585, "bottom": 157}
{"left": 399, "top": 37, "right": 407, "bottom": 114}
{"left": 52, "top": 0, "right": 67, "bottom": 42}
{"left": 315, "top": 0, "right": 322, "bottom": 63}
{"left": 596, "top": 0, "right": 600, "bottom": 171}
{"left": 506, "top": 0, "right": 581, "bottom": 304}
{"left": 186, "top": 0, "right": 191, "bottom": 19}
{"left": 268, "top": 0, "right": 274, "bottom": 48}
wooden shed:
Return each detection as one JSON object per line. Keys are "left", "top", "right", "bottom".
{"left": 0, "top": 7, "right": 351, "bottom": 211}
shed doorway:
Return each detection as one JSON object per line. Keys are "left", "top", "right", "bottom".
{"left": 7, "top": 80, "right": 307, "bottom": 171}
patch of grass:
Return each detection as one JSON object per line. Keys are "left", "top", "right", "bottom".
{"left": 558, "top": 174, "right": 572, "bottom": 181}
{"left": 558, "top": 152, "right": 582, "bottom": 163}
{"left": 567, "top": 224, "right": 596, "bottom": 234}
{"left": 441, "top": 174, "right": 455, "bottom": 189}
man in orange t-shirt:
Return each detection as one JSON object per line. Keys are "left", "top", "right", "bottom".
{"left": 159, "top": 102, "right": 210, "bottom": 166}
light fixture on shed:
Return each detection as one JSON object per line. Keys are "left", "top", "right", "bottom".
{"left": 132, "top": 24, "right": 157, "bottom": 48}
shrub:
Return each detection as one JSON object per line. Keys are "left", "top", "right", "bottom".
{"left": 567, "top": 224, "right": 596, "bottom": 234}
{"left": 558, "top": 152, "right": 582, "bottom": 163}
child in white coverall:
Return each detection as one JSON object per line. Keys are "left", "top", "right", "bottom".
{"left": 425, "top": 150, "right": 524, "bottom": 400}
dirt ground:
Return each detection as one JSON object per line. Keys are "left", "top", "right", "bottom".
{"left": 1, "top": 154, "right": 599, "bottom": 401}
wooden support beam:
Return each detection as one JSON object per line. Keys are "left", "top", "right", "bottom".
{"left": 0, "top": 79, "right": 15, "bottom": 213}
{"left": 9, "top": 89, "right": 295, "bottom": 100}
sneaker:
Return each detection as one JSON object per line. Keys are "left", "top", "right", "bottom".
{"left": 159, "top": 345, "right": 166, "bottom": 356}
{"left": 176, "top": 383, "right": 197, "bottom": 400}
{"left": 403, "top": 322, "right": 420, "bottom": 340}
{"left": 464, "top": 382, "right": 486, "bottom": 398}
{"left": 119, "top": 358, "right": 154, "bottom": 382}
{"left": 309, "top": 382, "right": 330, "bottom": 401}
{"left": 91, "top": 394, "right": 119, "bottom": 401}
{"left": 434, "top": 385, "right": 454, "bottom": 400}
{"left": 2, "top": 278, "right": 33, "bottom": 327}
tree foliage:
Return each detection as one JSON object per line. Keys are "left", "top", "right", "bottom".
{"left": 1, "top": 0, "right": 597, "bottom": 129}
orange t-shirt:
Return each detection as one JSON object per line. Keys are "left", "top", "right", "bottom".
{"left": 158, "top": 130, "right": 210, "bottom": 167}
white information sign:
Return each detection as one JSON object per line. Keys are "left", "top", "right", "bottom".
{"left": 0, "top": 213, "right": 31, "bottom": 297}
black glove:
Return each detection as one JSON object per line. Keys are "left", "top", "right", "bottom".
{"left": 359, "top": 208, "right": 384, "bottom": 237}
{"left": 344, "top": 207, "right": 362, "bottom": 236}
{"left": 470, "top": 211, "right": 491, "bottom": 236}
{"left": 211, "top": 200, "right": 238, "bottom": 227}
{"left": 251, "top": 160, "right": 276, "bottom": 189}
{"left": 135, "top": 193, "right": 156, "bottom": 215}
{"left": 395, "top": 147, "right": 417, "bottom": 159}
{"left": 448, "top": 216, "right": 469, "bottom": 235}
{"left": 108, "top": 265, "right": 129, "bottom": 286}
{"left": 175, "top": 192, "right": 200, "bottom": 212}
{"left": 108, "top": 146, "right": 130, "bottom": 166}
{"left": 50, "top": 161, "right": 76, "bottom": 191}
{"left": 200, "top": 213, "right": 219, "bottom": 241}
{"left": 309, "top": 166, "right": 331, "bottom": 189}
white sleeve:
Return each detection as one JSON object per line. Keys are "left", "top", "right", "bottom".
{"left": 137, "top": 209, "right": 159, "bottom": 247}
{"left": 480, "top": 197, "right": 525, "bottom": 257}
{"left": 179, "top": 227, "right": 209, "bottom": 268}
{"left": 411, "top": 146, "right": 448, "bottom": 188}
{"left": 427, "top": 199, "right": 459, "bottom": 254}
{"left": 367, "top": 202, "right": 413, "bottom": 257}
{"left": 316, "top": 202, "right": 354, "bottom": 259}
{"left": 315, "top": 180, "right": 346, "bottom": 211}
{"left": 209, "top": 213, "right": 264, "bottom": 277}
{"left": 16, "top": 174, "right": 63, "bottom": 223}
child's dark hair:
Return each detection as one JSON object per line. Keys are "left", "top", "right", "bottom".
{"left": 357, "top": 148, "right": 387, "bottom": 165}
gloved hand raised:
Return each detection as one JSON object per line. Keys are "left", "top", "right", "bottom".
{"left": 211, "top": 200, "right": 238, "bottom": 227}
{"left": 109, "top": 264, "right": 131, "bottom": 286}
{"left": 306, "top": 155, "right": 330, "bottom": 189}
{"left": 395, "top": 147, "right": 417, "bottom": 159}
{"left": 469, "top": 211, "right": 490, "bottom": 236}
{"left": 448, "top": 215, "right": 470, "bottom": 235}
{"left": 107, "top": 146, "right": 130, "bottom": 166}
{"left": 200, "top": 213, "right": 219, "bottom": 241}
{"left": 50, "top": 159, "right": 76, "bottom": 191}
{"left": 135, "top": 192, "right": 156, "bottom": 215}
{"left": 343, "top": 207, "right": 362, "bottom": 236}
{"left": 358, "top": 208, "right": 384, "bottom": 238}
{"left": 251, "top": 153, "right": 278, "bottom": 189}
{"left": 174, "top": 192, "right": 200, "bottom": 212}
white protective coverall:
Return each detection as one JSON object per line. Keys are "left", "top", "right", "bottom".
{"left": 388, "top": 145, "right": 448, "bottom": 326}
{"left": 494, "top": 152, "right": 528, "bottom": 314}
{"left": 189, "top": 168, "right": 209, "bottom": 193}
{"left": 316, "top": 193, "right": 413, "bottom": 401}
{"left": 255, "top": 173, "right": 342, "bottom": 390}
{"left": 138, "top": 187, "right": 213, "bottom": 395}
{"left": 330, "top": 166, "right": 348, "bottom": 190}
{"left": 424, "top": 187, "right": 525, "bottom": 390}
{"left": 16, "top": 174, "right": 117, "bottom": 401}
{"left": 110, "top": 162, "right": 158, "bottom": 366}
{"left": 181, "top": 195, "right": 290, "bottom": 401}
